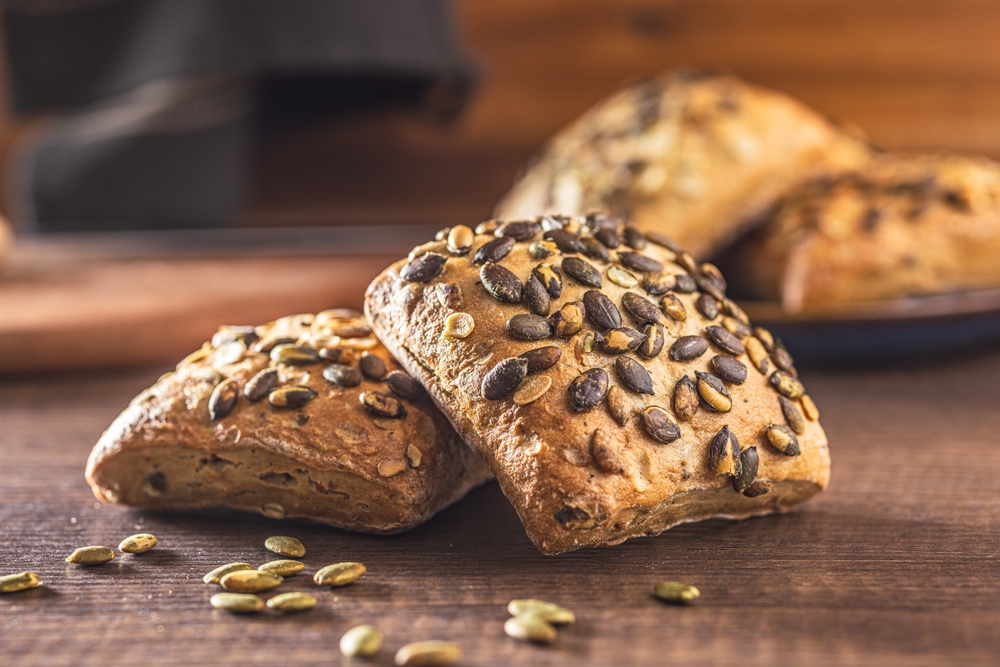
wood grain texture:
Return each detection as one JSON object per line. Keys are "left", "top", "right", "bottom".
{"left": 2, "top": 354, "right": 1000, "bottom": 666}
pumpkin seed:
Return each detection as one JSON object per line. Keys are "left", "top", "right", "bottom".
{"left": 504, "top": 614, "right": 557, "bottom": 644}
{"left": 770, "top": 371, "right": 805, "bottom": 399}
{"left": 314, "top": 562, "right": 366, "bottom": 587}
{"left": 270, "top": 344, "right": 321, "bottom": 366}
{"left": 638, "top": 323, "right": 665, "bottom": 359}
{"left": 696, "top": 293, "right": 720, "bottom": 319}
{"left": 265, "top": 535, "right": 306, "bottom": 558}
{"left": 267, "top": 592, "right": 317, "bottom": 612}
{"left": 408, "top": 444, "right": 423, "bottom": 467}
{"left": 268, "top": 385, "right": 317, "bottom": 408}
{"left": 615, "top": 357, "right": 654, "bottom": 395}
{"left": 642, "top": 271, "right": 674, "bottom": 295}
{"left": 594, "top": 225, "right": 621, "bottom": 248}
{"left": 643, "top": 406, "right": 681, "bottom": 443}
{"left": 360, "top": 391, "right": 407, "bottom": 418}
{"left": 480, "top": 262, "right": 524, "bottom": 303}
{"left": 475, "top": 220, "right": 498, "bottom": 236}
{"left": 582, "top": 331, "right": 602, "bottom": 352}
{"left": 378, "top": 459, "right": 407, "bottom": 477}
{"left": 583, "top": 290, "right": 622, "bottom": 330}
{"left": 519, "top": 346, "right": 561, "bottom": 374}
{"left": 529, "top": 240, "right": 557, "bottom": 259}
{"left": 435, "top": 282, "right": 463, "bottom": 309}
{"left": 743, "top": 478, "right": 773, "bottom": 497}
{"left": 482, "top": 358, "right": 528, "bottom": 400}
{"left": 220, "top": 570, "right": 284, "bottom": 593}
{"left": 672, "top": 375, "right": 699, "bottom": 421}
{"left": 359, "top": 352, "right": 387, "bottom": 380}
{"left": 676, "top": 250, "right": 698, "bottom": 273}
{"left": 607, "top": 265, "right": 638, "bottom": 288}
{"left": 118, "top": 533, "right": 157, "bottom": 554}
{"left": 618, "top": 250, "right": 663, "bottom": 273}
{"left": 708, "top": 425, "right": 741, "bottom": 477}
{"left": 323, "top": 363, "right": 362, "bottom": 387}
{"left": 706, "top": 325, "right": 745, "bottom": 356}
{"left": 208, "top": 378, "right": 239, "bottom": 421}
{"left": 341, "top": 625, "right": 383, "bottom": 658}
{"left": 673, "top": 273, "right": 697, "bottom": 293}
{"left": 550, "top": 301, "right": 585, "bottom": 337}
{"left": 473, "top": 235, "right": 515, "bottom": 265}
{"left": 654, "top": 581, "right": 700, "bottom": 604}
{"left": 801, "top": 394, "right": 820, "bottom": 420}
{"left": 660, "top": 293, "right": 687, "bottom": 321}
{"left": 620, "top": 292, "right": 660, "bottom": 325}
{"left": 203, "top": 562, "right": 254, "bottom": 585}
{"left": 244, "top": 368, "right": 279, "bottom": 401}
{"left": 646, "top": 231, "right": 682, "bottom": 253}
{"left": 508, "top": 598, "right": 577, "bottom": 624}
{"left": 584, "top": 211, "right": 618, "bottom": 232}
{"left": 562, "top": 256, "right": 603, "bottom": 287}
{"left": 581, "top": 236, "right": 611, "bottom": 262}
{"left": 258, "top": 560, "right": 305, "bottom": 576}
{"left": 622, "top": 225, "right": 647, "bottom": 250}
{"left": 732, "top": 446, "right": 759, "bottom": 493}
{"left": 386, "top": 370, "right": 427, "bottom": 401}
{"left": 544, "top": 228, "right": 586, "bottom": 254}
{"left": 506, "top": 313, "right": 553, "bottom": 341}
{"left": 722, "top": 316, "right": 752, "bottom": 340}
{"left": 753, "top": 327, "right": 775, "bottom": 351}
{"left": 532, "top": 263, "right": 563, "bottom": 298}
{"left": 670, "top": 335, "right": 707, "bottom": 361}
{"left": 512, "top": 375, "right": 552, "bottom": 405}
{"left": 210, "top": 592, "right": 265, "bottom": 613}
{"left": 446, "top": 224, "right": 474, "bottom": 254}
{"left": 779, "top": 396, "right": 806, "bottom": 434}
{"left": 772, "top": 346, "right": 796, "bottom": 372}
{"left": 693, "top": 271, "right": 725, "bottom": 302}
{"left": 0, "top": 572, "right": 41, "bottom": 593}
{"left": 606, "top": 386, "right": 635, "bottom": 425}
{"left": 66, "top": 546, "right": 114, "bottom": 565}
{"left": 745, "top": 336, "right": 770, "bottom": 374}
{"left": 765, "top": 424, "right": 800, "bottom": 456}
{"left": 696, "top": 371, "right": 732, "bottom": 412}
{"left": 723, "top": 298, "right": 750, "bottom": 325}
{"left": 701, "top": 262, "right": 727, "bottom": 292}
{"left": 215, "top": 340, "right": 247, "bottom": 366}
{"left": 710, "top": 356, "right": 747, "bottom": 385}
{"left": 597, "top": 327, "right": 646, "bottom": 354}
{"left": 394, "top": 641, "right": 461, "bottom": 667}
{"left": 497, "top": 220, "right": 542, "bottom": 241}
{"left": 591, "top": 429, "right": 624, "bottom": 473}
{"left": 401, "top": 252, "right": 447, "bottom": 282}
{"left": 435, "top": 227, "right": 450, "bottom": 241}
{"left": 524, "top": 273, "right": 551, "bottom": 316}
{"left": 569, "top": 368, "right": 609, "bottom": 411}
{"left": 443, "top": 312, "right": 475, "bottom": 339}
{"left": 318, "top": 346, "right": 352, "bottom": 363}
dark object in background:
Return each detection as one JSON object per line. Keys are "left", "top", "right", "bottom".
{"left": 3, "top": 0, "right": 474, "bottom": 231}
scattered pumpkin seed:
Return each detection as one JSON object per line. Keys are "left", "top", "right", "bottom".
{"left": 618, "top": 250, "right": 663, "bottom": 273}
{"left": 385, "top": 370, "right": 427, "bottom": 401}
{"left": 606, "top": 386, "right": 637, "bottom": 426}
{"left": 615, "top": 357, "right": 654, "bottom": 395}
{"left": 0, "top": 572, "right": 41, "bottom": 594}
{"left": 401, "top": 252, "right": 447, "bottom": 282}
{"left": 765, "top": 424, "right": 800, "bottom": 456}
{"left": 244, "top": 368, "right": 279, "bottom": 401}
{"left": 709, "top": 425, "right": 741, "bottom": 477}
{"left": 705, "top": 325, "right": 745, "bottom": 356}
{"left": 314, "top": 562, "right": 366, "bottom": 587}
{"left": 513, "top": 375, "right": 552, "bottom": 405}
{"left": 258, "top": 560, "right": 305, "bottom": 576}
{"left": 562, "top": 256, "right": 603, "bottom": 287}
{"left": 359, "top": 352, "right": 387, "bottom": 380}
{"left": 660, "top": 293, "right": 687, "bottom": 321}
{"left": 722, "top": 298, "right": 750, "bottom": 325}
{"left": 341, "top": 625, "right": 383, "bottom": 658}
{"left": 394, "top": 641, "right": 462, "bottom": 667}
{"left": 779, "top": 396, "right": 807, "bottom": 435}
{"left": 582, "top": 331, "right": 601, "bottom": 352}
{"left": 265, "top": 535, "right": 305, "bottom": 558}
{"left": 220, "top": 570, "right": 283, "bottom": 593}
{"left": 204, "top": 562, "right": 254, "bottom": 585}
{"left": 210, "top": 592, "right": 265, "bottom": 613}
{"left": 268, "top": 385, "right": 317, "bottom": 409}
{"left": 480, "top": 262, "right": 524, "bottom": 303}
{"left": 732, "top": 446, "right": 759, "bottom": 493}
{"left": 654, "top": 581, "right": 700, "bottom": 604}
{"left": 532, "top": 263, "right": 563, "bottom": 298}
{"left": 770, "top": 371, "right": 805, "bottom": 399}
{"left": 118, "top": 533, "right": 157, "bottom": 554}
{"left": 475, "top": 220, "right": 498, "bottom": 236}
{"left": 743, "top": 478, "right": 773, "bottom": 497}
{"left": 323, "top": 363, "right": 362, "bottom": 387}
{"left": 544, "top": 228, "right": 586, "bottom": 254}
{"left": 638, "top": 322, "right": 665, "bottom": 359}
{"left": 594, "top": 225, "right": 621, "bottom": 249}
{"left": 675, "top": 250, "right": 699, "bottom": 273}
{"left": 621, "top": 292, "right": 661, "bottom": 325}
{"left": 591, "top": 429, "right": 624, "bottom": 473}
{"left": 270, "top": 344, "right": 321, "bottom": 366}
{"left": 524, "top": 273, "right": 552, "bottom": 316}
{"left": 673, "top": 273, "right": 697, "bottom": 293}
{"left": 696, "top": 371, "right": 732, "bottom": 412}
{"left": 646, "top": 230, "right": 682, "bottom": 252}
{"left": 710, "top": 355, "right": 747, "bottom": 385}
{"left": 643, "top": 406, "right": 681, "bottom": 443}
{"left": 208, "top": 379, "right": 239, "bottom": 421}
{"left": 473, "top": 236, "right": 515, "bottom": 265}
{"left": 507, "top": 598, "right": 576, "bottom": 624}
{"left": 482, "top": 357, "right": 528, "bottom": 400}
{"left": 215, "top": 340, "right": 247, "bottom": 366}
{"left": 568, "top": 368, "right": 610, "bottom": 411}
{"left": 643, "top": 271, "right": 675, "bottom": 295}
{"left": 378, "top": 459, "right": 408, "bottom": 477}
{"left": 622, "top": 225, "right": 647, "bottom": 250}
{"left": 722, "top": 316, "right": 752, "bottom": 340}
{"left": 753, "top": 327, "right": 775, "bottom": 351}
{"left": 446, "top": 225, "right": 474, "bottom": 254}
{"left": 267, "top": 592, "right": 317, "bottom": 612}
{"left": 597, "top": 326, "right": 646, "bottom": 354}
{"left": 519, "top": 346, "right": 561, "bottom": 374}
{"left": 504, "top": 614, "right": 557, "bottom": 644}
{"left": 361, "top": 391, "right": 407, "bottom": 418}
{"left": 550, "top": 301, "right": 585, "bottom": 337}
{"left": 801, "top": 394, "right": 820, "bottom": 420}
{"left": 66, "top": 546, "right": 114, "bottom": 565}
{"left": 745, "top": 336, "right": 770, "bottom": 374}
{"left": 529, "top": 240, "right": 557, "bottom": 259}
{"left": 672, "top": 376, "right": 699, "bottom": 421}
{"left": 607, "top": 265, "right": 638, "bottom": 288}
{"left": 695, "top": 293, "right": 720, "bottom": 319}
{"left": 670, "top": 336, "right": 708, "bottom": 361}
{"left": 582, "top": 290, "right": 621, "bottom": 330}
{"left": 443, "top": 312, "right": 476, "bottom": 340}
{"left": 507, "top": 313, "right": 553, "bottom": 341}
{"left": 581, "top": 236, "right": 611, "bottom": 262}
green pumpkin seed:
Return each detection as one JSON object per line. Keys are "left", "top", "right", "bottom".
{"left": 264, "top": 535, "right": 305, "bottom": 558}
{"left": 654, "top": 581, "right": 700, "bottom": 604}
{"left": 258, "top": 560, "right": 305, "bottom": 576}
{"left": 340, "top": 624, "right": 383, "bottom": 658}
{"left": 210, "top": 592, "right": 265, "bottom": 613}
{"left": 66, "top": 546, "right": 115, "bottom": 565}
{"left": 504, "top": 614, "right": 557, "bottom": 644}
{"left": 0, "top": 572, "right": 42, "bottom": 593}
{"left": 203, "top": 562, "right": 254, "bottom": 585}
{"left": 118, "top": 533, "right": 157, "bottom": 554}
{"left": 314, "top": 562, "right": 366, "bottom": 587}
{"left": 266, "top": 592, "right": 317, "bottom": 612}
{"left": 219, "top": 570, "right": 284, "bottom": 593}
{"left": 394, "top": 641, "right": 461, "bottom": 667}
{"left": 507, "top": 598, "right": 576, "bottom": 624}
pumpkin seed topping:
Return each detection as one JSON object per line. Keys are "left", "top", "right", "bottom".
{"left": 532, "top": 263, "right": 563, "bottom": 298}
{"left": 672, "top": 376, "right": 699, "bottom": 421}
{"left": 400, "top": 252, "right": 447, "bottom": 282}
{"left": 569, "top": 368, "right": 610, "bottom": 411}
{"left": 618, "top": 250, "right": 663, "bottom": 273}
{"left": 670, "top": 336, "right": 708, "bottom": 361}
{"left": 550, "top": 301, "right": 585, "bottom": 337}
{"left": 268, "top": 385, "right": 317, "bottom": 409}
{"left": 732, "top": 446, "right": 759, "bottom": 493}
{"left": 642, "top": 271, "right": 675, "bottom": 295}
{"left": 480, "top": 262, "right": 524, "bottom": 303}
{"left": 584, "top": 290, "right": 622, "bottom": 330}
{"left": 621, "top": 292, "right": 661, "bottom": 324}
{"left": 745, "top": 336, "right": 770, "bottom": 374}
{"left": 562, "top": 256, "right": 603, "bottom": 287}
{"left": 607, "top": 265, "right": 638, "bottom": 288}
{"left": 643, "top": 406, "right": 681, "bottom": 443}
{"left": 529, "top": 240, "right": 558, "bottom": 259}
{"left": 710, "top": 355, "right": 747, "bottom": 385}
{"left": 244, "top": 368, "right": 279, "bottom": 401}
{"left": 208, "top": 379, "right": 239, "bottom": 421}
{"left": 708, "top": 425, "right": 741, "bottom": 477}
{"left": 513, "top": 375, "right": 552, "bottom": 405}
{"left": 779, "top": 396, "right": 807, "bottom": 434}
{"left": 705, "top": 325, "right": 745, "bottom": 356}
{"left": 482, "top": 358, "right": 528, "bottom": 400}
{"left": 544, "top": 228, "right": 586, "bottom": 254}
{"left": 660, "top": 293, "right": 687, "bottom": 321}
{"left": 473, "top": 235, "right": 515, "bottom": 265}
{"left": 519, "top": 346, "right": 562, "bottom": 374}
{"left": 696, "top": 293, "right": 720, "bottom": 319}
{"left": 496, "top": 219, "right": 541, "bottom": 241}
{"left": 638, "top": 323, "right": 665, "bottom": 359}
{"left": 580, "top": 236, "right": 611, "bottom": 262}
{"left": 770, "top": 371, "right": 805, "bottom": 399}
{"left": 446, "top": 224, "right": 474, "bottom": 254}
{"left": 695, "top": 371, "right": 732, "bottom": 412}
{"left": 507, "top": 313, "right": 553, "bottom": 341}
{"left": 524, "top": 273, "right": 552, "bottom": 316}
{"left": 615, "top": 357, "right": 654, "bottom": 395}
{"left": 359, "top": 352, "right": 387, "bottom": 380}
{"left": 270, "top": 344, "right": 321, "bottom": 366}
{"left": 591, "top": 429, "right": 624, "bottom": 473}
{"left": 323, "top": 363, "right": 362, "bottom": 387}
{"left": 765, "top": 424, "right": 801, "bottom": 456}
{"left": 504, "top": 614, "right": 557, "bottom": 644}
{"left": 443, "top": 312, "right": 476, "bottom": 339}
{"left": 801, "top": 394, "right": 820, "bottom": 421}
{"left": 360, "top": 391, "right": 407, "bottom": 419}
{"left": 385, "top": 370, "right": 427, "bottom": 401}
{"left": 597, "top": 327, "right": 647, "bottom": 354}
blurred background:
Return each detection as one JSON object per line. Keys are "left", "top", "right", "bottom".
{"left": 2, "top": 0, "right": 999, "bottom": 372}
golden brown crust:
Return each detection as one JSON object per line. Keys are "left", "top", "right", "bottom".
{"left": 85, "top": 310, "right": 493, "bottom": 533}
{"left": 730, "top": 152, "right": 1000, "bottom": 313}
{"left": 0, "top": 214, "right": 11, "bottom": 268}
{"left": 495, "top": 70, "right": 869, "bottom": 259}
{"left": 365, "top": 217, "right": 830, "bottom": 554}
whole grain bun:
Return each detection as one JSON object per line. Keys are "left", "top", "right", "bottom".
{"left": 85, "top": 310, "right": 492, "bottom": 533}
{"left": 494, "top": 70, "right": 868, "bottom": 259}
{"left": 365, "top": 216, "right": 829, "bottom": 554}
{"left": 728, "top": 152, "right": 1000, "bottom": 313}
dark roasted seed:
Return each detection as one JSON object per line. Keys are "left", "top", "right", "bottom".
{"left": 532, "top": 264, "right": 563, "bottom": 298}
{"left": 254, "top": 336, "right": 297, "bottom": 354}
{"left": 765, "top": 424, "right": 800, "bottom": 456}
{"left": 591, "top": 429, "right": 624, "bottom": 473}
{"left": 670, "top": 336, "right": 708, "bottom": 361}
{"left": 701, "top": 263, "right": 727, "bottom": 292}
{"left": 772, "top": 347, "right": 795, "bottom": 372}
{"left": 622, "top": 226, "right": 647, "bottom": 250}
{"left": 529, "top": 241, "right": 557, "bottom": 259}
{"left": 580, "top": 236, "right": 611, "bottom": 262}
{"left": 524, "top": 274, "right": 551, "bottom": 316}
{"left": 646, "top": 231, "right": 682, "bottom": 253}
{"left": 732, "top": 446, "right": 759, "bottom": 493}
{"left": 323, "top": 364, "right": 362, "bottom": 387}
{"left": 209, "top": 379, "right": 239, "bottom": 421}
{"left": 638, "top": 323, "right": 665, "bottom": 359}
{"left": 606, "top": 385, "right": 638, "bottom": 425}
{"left": 271, "top": 344, "right": 321, "bottom": 366}
{"left": 495, "top": 220, "right": 541, "bottom": 240}
{"left": 385, "top": 371, "right": 426, "bottom": 401}
{"left": 673, "top": 273, "right": 697, "bottom": 293}
{"left": 480, "top": 262, "right": 524, "bottom": 303}
{"left": 268, "top": 385, "right": 317, "bottom": 409}
{"left": 597, "top": 327, "right": 646, "bottom": 354}
{"left": 583, "top": 290, "right": 622, "bottom": 330}
{"left": 710, "top": 356, "right": 747, "bottom": 385}
{"left": 568, "top": 368, "right": 610, "bottom": 411}
{"left": 244, "top": 369, "right": 278, "bottom": 402}
{"left": 473, "top": 236, "right": 516, "bottom": 264}
{"left": 722, "top": 316, "right": 753, "bottom": 340}
{"left": 400, "top": 252, "right": 447, "bottom": 282}
{"left": 696, "top": 294, "right": 720, "bottom": 319}
{"left": 618, "top": 251, "right": 663, "bottom": 273}
{"left": 562, "top": 256, "right": 603, "bottom": 287}
{"left": 642, "top": 271, "right": 674, "bottom": 295}
{"left": 706, "top": 325, "right": 745, "bottom": 356}
{"left": 550, "top": 301, "right": 585, "bottom": 337}
{"left": 722, "top": 297, "right": 750, "bottom": 325}
{"left": 672, "top": 376, "right": 699, "bottom": 421}
{"left": 360, "top": 391, "right": 406, "bottom": 418}
{"left": 359, "top": 352, "right": 387, "bottom": 380}
{"left": 770, "top": 371, "right": 805, "bottom": 399}
{"left": 695, "top": 371, "right": 732, "bottom": 412}
{"left": 615, "top": 357, "right": 654, "bottom": 395}
{"left": 660, "top": 294, "right": 687, "bottom": 321}
{"left": 709, "top": 425, "right": 741, "bottom": 477}
{"left": 779, "top": 396, "right": 807, "bottom": 434}
{"left": 693, "top": 272, "right": 725, "bottom": 302}
{"left": 482, "top": 358, "right": 528, "bottom": 400}
{"left": 585, "top": 211, "right": 620, "bottom": 232}
{"left": 676, "top": 251, "right": 699, "bottom": 274}
{"left": 594, "top": 226, "right": 620, "bottom": 249}
{"left": 507, "top": 314, "right": 553, "bottom": 341}
{"left": 318, "top": 346, "right": 349, "bottom": 363}
{"left": 621, "top": 292, "right": 661, "bottom": 324}
{"left": 754, "top": 327, "right": 775, "bottom": 352}
{"left": 519, "top": 346, "right": 562, "bottom": 374}
{"left": 643, "top": 406, "right": 680, "bottom": 443}
{"left": 544, "top": 229, "right": 586, "bottom": 254}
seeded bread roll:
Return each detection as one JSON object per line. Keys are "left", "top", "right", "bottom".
{"left": 494, "top": 69, "right": 868, "bottom": 259}
{"left": 85, "top": 310, "right": 493, "bottom": 533}
{"left": 727, "top": 152, "right": 1000, "bottom": 313}
{"left": 365, "top": 216, "right": 830, "bottom": 554}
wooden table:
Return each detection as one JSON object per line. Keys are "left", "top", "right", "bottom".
{"left": 3, "top": 343, "right": 999, "bottom": 665}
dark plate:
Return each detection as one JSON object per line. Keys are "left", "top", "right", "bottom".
{"left": 739, "top": 289, "right": 1000, "bottom": 367}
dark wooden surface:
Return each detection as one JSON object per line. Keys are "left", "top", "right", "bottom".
{"left": 3, "top": 350, "right": 1000, "bottom": 666}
